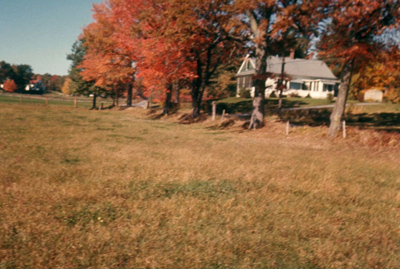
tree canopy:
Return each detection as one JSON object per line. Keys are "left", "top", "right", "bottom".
{"left": 74, "top": 0, "right": 400, "bottom": 134}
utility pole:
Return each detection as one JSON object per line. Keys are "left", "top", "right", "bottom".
{"left": 278, "top": 51, "right": 286, "bottom": 118}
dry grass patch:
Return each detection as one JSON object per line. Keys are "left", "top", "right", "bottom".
{"left": 1, "top": 104, "right": 400, "bottom": 268}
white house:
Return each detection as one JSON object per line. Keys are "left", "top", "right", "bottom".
{"left": 236, "top": 55, "right": 339, "bottom": 99}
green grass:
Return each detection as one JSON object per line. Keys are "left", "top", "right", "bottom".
{"left": 0, "top": 94, "right": 114, "bottom": 109}
{"left": 1, "top": 104, "right": 400, "bottom": 267}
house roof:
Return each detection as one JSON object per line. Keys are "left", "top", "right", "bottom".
{"left": 237, "top": 56, "right": 337, "bottom": 80}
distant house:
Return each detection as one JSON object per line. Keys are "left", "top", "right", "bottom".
{"left": 25, "top": 79, "right": 45, "bottom": 94}
{"left": 236, "top": 54, "right": 339, "bottom": 99}
{"left": 364, "top": 89, "right": 383, "bottom": 102}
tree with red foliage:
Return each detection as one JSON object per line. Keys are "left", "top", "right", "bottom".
{"left": 318, "top": 0, "right": 400, "bottom": 137}
{"left": 178, "top": 0, "right": 241, "bottom": 117}
{"left": 109, "top": 0, "right": 197, "bottom": 114}
{"left": 79, "top": 2, "right": 137, "bottom": 107}
{"left": 3, "top": 79, "right": 17, "bottom": 92}
{"left": 105, "top": 0, "right": 241, "bottom": 117}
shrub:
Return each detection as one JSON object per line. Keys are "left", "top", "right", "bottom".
{"left": 239, "top": 88, "right": 251, "bottom": 98}
{"left": 289, "top": 92, "right": 300, "bottom": 98}
{"left": 327, "top": 93, "right": 334, "bottom": 103}
{"left": 3, "top": 79, "right": 17, "bottom": 92}
{"left": 269, "top": 91, "right": 277, "bottom": 98}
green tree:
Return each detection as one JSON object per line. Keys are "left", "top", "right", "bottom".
{"left": 11, "top": 64, "right": 34, "bottom": 92}
{"left": 67, "top": 40, "right": 109, "bottom": 109}
{"left": 0, "top": 61, "right": 15, "bottom": 84}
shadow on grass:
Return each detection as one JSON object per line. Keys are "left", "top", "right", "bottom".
{"left": 281, "top": 109, "right": 400, "bottom": 133}
{"left": 214, "top": 97, "right": 400, "bottom": 133}
{"left": 212, "top": 97, "right": 311, "bottom": 115}
{"left": 346, "top": 112, "right": 400, "bottom": 133}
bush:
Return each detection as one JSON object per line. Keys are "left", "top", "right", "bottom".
{"left": 327, "top": 93, "right": 334, "bottom": 103}
{"left": 3, "top": 79, "right": 17, "bottom": 92}
{"left": 239, "top": 88, "right": 251, "bottom": 98}
{"left": 289, "top": 92, "right": 300, "bottom": 98}
{"left": 269, "top": 91, "right": 277, "bottom": 98}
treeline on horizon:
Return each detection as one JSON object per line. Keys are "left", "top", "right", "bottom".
{"left": 0, "top": 60, "right": 67, "bottom": 94}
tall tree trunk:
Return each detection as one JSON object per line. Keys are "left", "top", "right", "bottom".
{"left": 92, "top": 93, "right": 97, "bottom": 109}
{"left": 328, "top": 59, "right": 354, "bottom": 137}
{"left": 246, "top": 8, "right": 273, "bottom": 129}
{"left": 126, "top": 82, "right": 132, "bottom": 107}
{"left": 163, "top": 83, "right": 173, "bottom": 115}
{"left": 192, "top": 47, "right": 215, "bottom": 118}
{"left": 249, "top": 96, "right": 264, "bottom": 129}
{"left": 191, "top": 80, "right": 200, "bottom": 118}
{"left": 114, "top": 87, "right": 119, "bottom": 107}
{"left": 192, "top": 59, "right": 203, "bottom": 118}
{"left": 192, "top": 82, "right": 205, "bottom": 118}
{"left": 249, "top": 41, "right": 268, "bottom": 129}
{"left": 175, "top": 83, "right": 180, "bottom": 104}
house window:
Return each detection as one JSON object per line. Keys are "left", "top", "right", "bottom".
{"left": 238, "top": 76, "right": 252, "bottom": 88}
{"left": 323, "top": 84, "right": 334, "bottom": 92}
{"left": 238, "top": 77, "right": 243, "bottom": 88}
{"left": 244, "top": 76, "right": 252, "bottom": 88}
{"left": 290, "top": 82, "right": 301, "bottom": 90}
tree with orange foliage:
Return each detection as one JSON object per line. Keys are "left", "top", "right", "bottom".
{"left": 61, "top": 77, "right": 73, "bottom": 95}
{"left": 318, "top": 0, "right": 400, "bottom": 137}
{"left": 107, "top": 0, "right": 240, "bottom": 117}
{"left": 352, "top": 46, "right": 400, "bottom": 102}
{"left": 109, "top": 0, "right": 197, "bottom": 114}
{"left": 79, "top": 2, "right": 137, "bottom": 107}
{"left": 3, "top": 79, "right": 17, "bottom": 92}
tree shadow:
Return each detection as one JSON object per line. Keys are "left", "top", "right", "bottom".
{"left": 346, "top": 112, "right": 400, "bottom": 133}
{"left": 281, "top": 109, "right": 400, "bottom": 133}
{"left": 280, "top": 108, "right": 332, "bottom": 126}
{"left": 213, "top": 98, "right": 309, "bottom": 115}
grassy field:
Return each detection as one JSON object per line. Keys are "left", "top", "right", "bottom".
{"left": 0, "top": 92, "right": 115, "bottom": 109}
{"left": 1, "top": 103, "right": 400, "bottom": 268}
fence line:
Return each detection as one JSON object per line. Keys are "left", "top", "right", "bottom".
{"left": 0, "top": 93, "right": 119, "bottom": 109}
{"left": 0, "top": 93, "right": 95, "bottom": 103}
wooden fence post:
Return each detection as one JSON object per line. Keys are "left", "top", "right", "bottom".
{"left": 212, "top": 101, "right": 216, "bottom": 121}
{"left": 20, "top": 94, "right": 22, "bottom": 104}
{"left": 221, "top": 109, "right": 225, "bottom": 121}
{"left": 286, "top": 121, "right": 290, "bottom": 136}
{"left": 74, "top": 98, "right": 77, "bottom": 108}
{"left": 46, "top": 97, "right": 48, "bottom": 106}
{"left": 342, "top": 120, "right": 346, "bottom": 138}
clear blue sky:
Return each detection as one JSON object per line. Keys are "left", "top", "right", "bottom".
{"left": 0, "top": 0, "right": 103, "bottom": 76}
